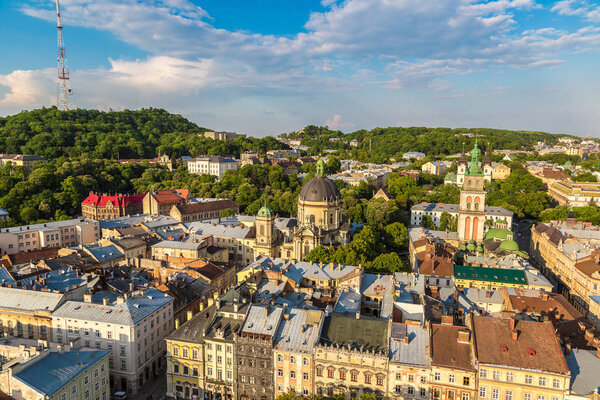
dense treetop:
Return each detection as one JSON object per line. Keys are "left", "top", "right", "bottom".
{"left": 0, "top": 107, "right": 287, "bottom": 160}
{"left": 280, "top": 125, "right": 577, "bottom": 163}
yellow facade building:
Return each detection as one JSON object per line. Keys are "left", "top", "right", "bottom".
{"left": 472, "top": 317, "right": 570, "bottom": 400}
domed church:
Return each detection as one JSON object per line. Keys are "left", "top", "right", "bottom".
{"left": 293, "top": 159, "right": 352, "bottom": 259}
{"left": 252, "top": 159, "right": 353, "bottom": 260}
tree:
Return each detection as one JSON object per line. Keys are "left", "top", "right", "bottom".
{"left": 383, "top": 222, "right": 408, "bottom": 252}
{"left": 305, "top": 245, "right": 333, "bottom": 264}
{"left": 439, "top": 212, "right": 457, "bottom": 232}
{"left": 369, "top": 252, "right": 407, "bottom": 274}
{"left": 573, "top": 172, "right": 598, "bottom": 182}
{"left": 420, "top": 215, "right": 435, "bottom": 230}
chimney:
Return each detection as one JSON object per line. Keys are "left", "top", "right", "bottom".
{"left": 511, "top": 330, "right": 518, "bottom": 341}
{"left": 585, "top": 329, "right": 594, "bottom": 341}
{"left": 83, "top": 293, "right": 93, "bottom": 303}
{"left": 541, "top": 291, "right": 549, "bottom": 301}
{"left": 355, "top": 310, "right": 360, "bottom": 320}
{"left": 457, "top": 329, "right": 470, "bottom": 344}
{"left": 187, "top": 310, "right": 193, "bottom": 321}
{"left": 233, "top": 303, "right": 239, "bottom": 312}
{"left": 509, "top": 318, "right": 515, "bottom": 332}
{"left": 284, "top": 313, "right": 290, "bottom": 321}
{"left": 102, "top": 297, "right": 110, "bottom": 306}
{"left": 565, "top": 343, "right": 571, "bottom": 356}
{"left": 175, "top": 319, "right": 180, "bottom": 330}
{"left": 441, "top": 315, "right": 453, "bottom": 325}
{"left": 129, "top": 282, "right": 135, "bottom": 293}
{"left": 116, "top": 296, "right": 125, "bottom": 304}
{"left": 404, "top": 335, "right": 409, "bottom": 345}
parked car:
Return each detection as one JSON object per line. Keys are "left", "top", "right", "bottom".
{"left": 111, "top": 392, "right": 127, "bottom": 400}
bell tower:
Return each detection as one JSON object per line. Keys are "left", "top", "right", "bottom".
{"left": 458, "top": 139, "right": 486, "bottom": 242}
{"left": 255, "top": 200, "right": 276, "bottom": 257}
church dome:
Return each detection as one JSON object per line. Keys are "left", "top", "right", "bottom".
{"left": 499, "top": 239, "right": 519, "bottom": 251}
{"left": 299, "top": 176, "right": 341, "bottom": 202}
{"left": 257, "top": 204, "right": 273, "bottom": 218}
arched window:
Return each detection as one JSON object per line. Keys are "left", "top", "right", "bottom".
{"left": 259, "top": 225, "right": 264, "bottom": 236}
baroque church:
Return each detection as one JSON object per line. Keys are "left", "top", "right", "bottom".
{"left": 252, "top": 159, "right": 353, "bottom": 260}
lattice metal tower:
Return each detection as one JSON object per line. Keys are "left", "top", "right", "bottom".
{"left": 56, "top": 0, "right": 74, "bottom": 110}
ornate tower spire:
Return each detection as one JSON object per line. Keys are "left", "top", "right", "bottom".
{"left": 315, "top": 159, "right": 325, "bottom": 177}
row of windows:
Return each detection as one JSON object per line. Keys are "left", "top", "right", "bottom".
{"left": 395, "top": 386, "right": 428, "bottom": 397}
{"left": 276, "top": 354, "right": 310, "bottom": 365}
{"left": 277, "top": 385, "right": 310, "bottom": 396}
{"left": 479, "top": 387, "right": 560, "bottom": 400}
{"left": 316, "top": 367, "right": 384, "bottom": 386}
{"left": 479, "top": 370, "right": 561, "bottom": 388}
{"left": 395, "top": 373, "right": 427, "bottom": 384}
{"left": 277, "top": 369, "right": 310, "bottom": 380}
{"left": 433, "top": 372, "right": 470, "bottom": 386}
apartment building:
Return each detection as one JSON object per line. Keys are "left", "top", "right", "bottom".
{"left": 473, "top": 317, "right": 571, "bottom": 400}
{"left": 273, "top": 308, "right": 323, "bottom": 398}
{"left": 430, "top": 323, "right": 477, "bottom": 400}
{"left": 170, "top": 199, "right": 240, "bottom": 223}
{"left": 236, "top": 304, "right": 283, "bottom": 400}
{"left": 0, "top": 154, "right": 47, "bottom": 171}
{"left": 548, "top": 181, "right": 600, "bottom": 207}
{"left": 187, "top": 156, "right": 240, "bottom": 180}
{"left": 3, "top": 349, "right": 110, "bottom": 400}
{"left": 388, "top": 322, "right": 431, "bottom": 400}
{"left": 530, "top": 220, "right": 600, "bottom": 318}
{"left": 81, "top": 192, "right": 144, "bottom": 220}
{"left": 314, "top": 313, "right": 389, "bottom": 398}
{"left": 0, "top": 218, "right": 100, "bottom": 256}
{"left": 51, "top": 288, "right": 174, "bottom": 395}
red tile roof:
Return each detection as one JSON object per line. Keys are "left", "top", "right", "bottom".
{"left": 82, "top": 193, "right": 144, "bottom": 208}
{"left": 473, "top": 316, "right": 569, "bottom": 374}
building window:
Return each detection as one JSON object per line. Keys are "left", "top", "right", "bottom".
{"left": 396, "top": 386, "right": 402, "bottom": 394}
{"left": 479, "top": 387, "right": 486, "bottom": 398}
{"left": 506, "top": 391, "right": 512, "bottom": 400}
{"left": 492, "top": 389, "right": 499, "bottom": 400}
{"left": 525, "top": 375, "right": 532, "bottom": 384}
{"left": 277, "top": 354, "right": 283, "bottom": 362}
{"left": 493, "top": 371, "right": 501, "bottom": 380}
{"left": 463, "top": 376, "right": 470, "bottom": 386}
{"left": 303, "top": 373, "right": 309, "bottom": 381}
{"left": 539, "top": 377, "right": 547, "bottom": 386}
{"left": 290, "top": 356, "right": 295, "bottom": 364}
{"left": 479, "top": 369, "right": 487, "bottom": 378}
{"left": 506, "top": 372, "right": 514, "bottom": 382}
{"left": 364, "top": 374, "right": 371, "bottom": 384}
{"left": 434, "top": 372, "right": 441, "bottom": 381}
{"left": 339, "top": 370, "right": 346, "bottom": 380}
{"left": 421, "top": 388, "right": 427, "bottom": 397}
{"left": 182, "top": 348, "right": 188, "bottom": 358}
{"left": 449, "top": 374, "right": 455, "bottom": 383}
{"left": 463, "top": 394, "right": 469, "bottom": 400}
{"left": 408, "top": 374, "right": 415, "bottom": 382}
{"left": 351, "top": 372, "right": 358, "bottom": 382}
{"left": 291, "top": 371, "right": 296, "bottom": 379}
{"left": 524, "top": 395, "right": 531, "bottom": 400}
{"left": 277, "top": 369, "right": 283, "bottom": 377}
{"left": 376, "top": 375, "right": 384, "bottom": 386}
{"left": 552, "top": 379, "right": 560, "bottom": 389}
{"left": 303, "top": 357, "right": 309, "bottom": 366}
{"left": 327, "top": 369, "right": 334, "bottom": 379}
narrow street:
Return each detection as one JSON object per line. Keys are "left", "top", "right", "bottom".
{"left": 130, "top": 371, "right": 167, "bottom": 400}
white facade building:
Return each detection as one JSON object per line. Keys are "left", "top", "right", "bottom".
{"left": 186, "top": 156, "right": 240, "bottom": 180}
{"left": 51, "top": 288, "right": 174, "bottom": 395}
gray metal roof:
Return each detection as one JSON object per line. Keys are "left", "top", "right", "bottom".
{"left": 246, "top": 257, "right": 360, "bottom": 283}
{"left": 2, "top": 218, "right": 96, "bottom": 233}
{"left": 389, "top": 323, "right": 430, "bottom": 367}
{"left": 0, "top": 287, "right": 66, "bottom": 312}
{"left": 83, "top": 244, "right": 124, "bottom": 262}
{"left": 186, "top": 221, "right": 252, "bottom": 239}
{"left": 334, "top": 290, "right": 361, "bottom": 314}
{"left": 52, "top": 288, "right": 173, "bottom": 325}
{"left": 241, "top": 304, "right": 283, "bottom": 336}
{"left": 565, "top": 348, "right": 600, "bottom": 395}
{"left": 152, "top": 240, "right": 203, "bottom": 250}
{"left": 274, "top": 308, "right": 323, "bottom": 354}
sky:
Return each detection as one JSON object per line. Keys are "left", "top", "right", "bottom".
{"left": 1, "top": 0, "right": 600, "bottom": 137}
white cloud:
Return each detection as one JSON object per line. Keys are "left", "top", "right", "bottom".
{"left": 325, "top": 114, "right": 355, "bottom": 130}
{"left": 0, "top": 69, "right": 55, "bottom": 107}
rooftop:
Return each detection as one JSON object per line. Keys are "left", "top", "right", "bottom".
{"left": 431, "top": 323, "right": 474, "bottom": 371}
{"left": 389, "top": 323, "right": 430, "bottom": 368}
{"left": 13, "top": 350, "right": 110, "bottom": 397}
{"left": 319, "top": 313, "right": 388, "bottom": 353}
{"left": 473, "top": 316, "right": 569, "bottom": 374}
{"left": 274, "top": 308, "right": 323, "bottom": 354}
{"left": 241, "top": 304, "right": 283, "bottom": 337}
{"left": 454, "top": 265, "right": 527, "bottom": 285}
{"left": 565, "top": 348, "right": 600, "bottom": 395}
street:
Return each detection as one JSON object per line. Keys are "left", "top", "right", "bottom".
{"left": 130, "top": 371, "right": 167, "bottom": 400}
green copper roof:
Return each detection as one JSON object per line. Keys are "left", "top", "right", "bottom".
{"left": 315, "top": 159, "right": 325, "bottom": 177}
{"left": 466, "top": 139, "right": 484, "bottom": 176}
{"left": 499, "top": 239, "right": 519, "bottom": 251}
{"left": 484, "top": 228, "right": 512, "bottom": 241}
{"left": 565, "top": 160, "right": 573, "bottom": 166}
{"left": 257, "top": 199, "right": 273, "bottom": 218}
{"left": 454, "top": 265, "right": 527, "bottom": 284}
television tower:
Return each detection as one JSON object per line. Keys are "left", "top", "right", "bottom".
{"left": 55, "top": 0, "right": 74, "bottom": 110}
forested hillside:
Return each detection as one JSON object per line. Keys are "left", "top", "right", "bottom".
{"left": 281, "top": 125, "right": 576, "bottom": 163}
{"left": 0, "top": 107, "right": 286, "bottom": 160}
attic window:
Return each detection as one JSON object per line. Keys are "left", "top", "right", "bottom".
{"left": 527, "top": 347, "right": 536, "bottom": 356}
{"left": 500, "top": 344, "right": 508, "bottom": 352}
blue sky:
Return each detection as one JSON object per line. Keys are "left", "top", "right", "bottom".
{"left": 1, "top": 0, "right": 600, "bottom": 137}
